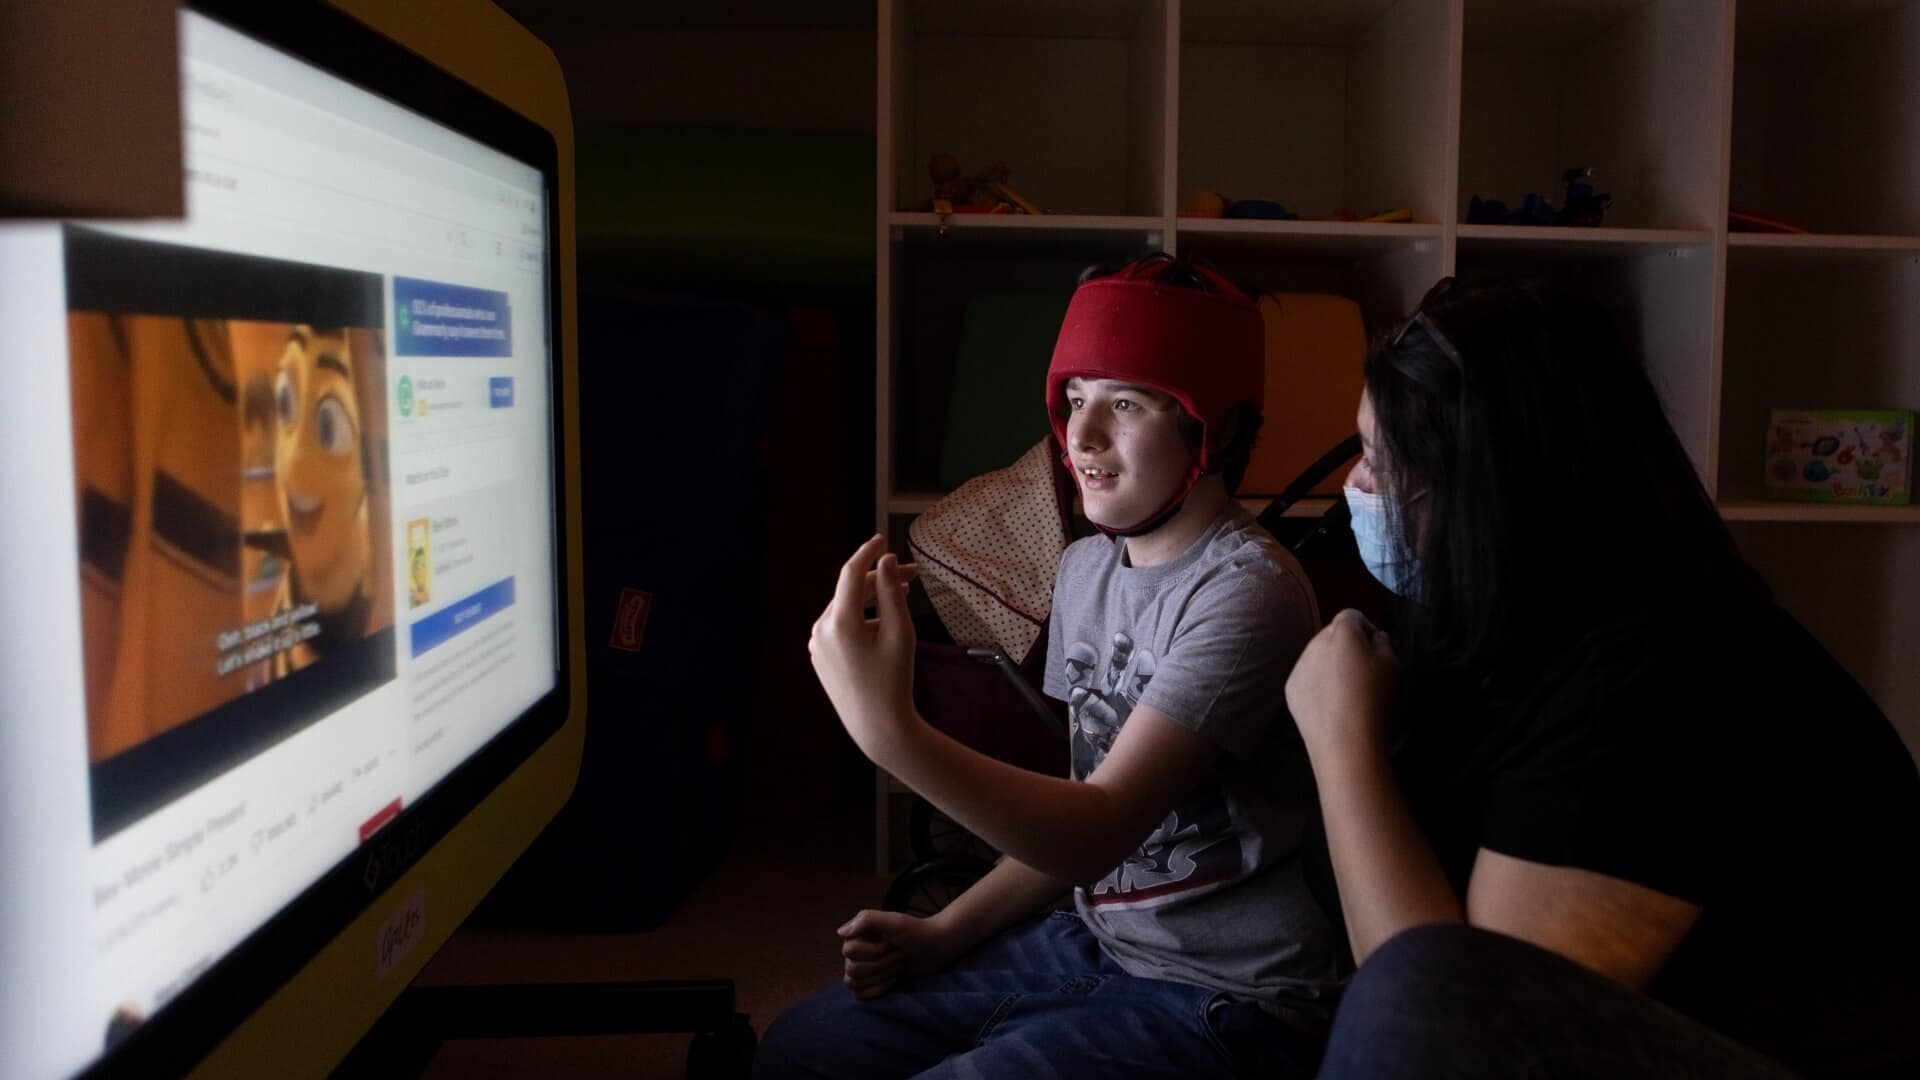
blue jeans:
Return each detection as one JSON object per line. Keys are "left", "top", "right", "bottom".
{"left": 755, "top": 910, "right": 1320, "bottom": 1079}
{"left": 1318, "top": 925, "right": 1800, "bottom": 1080}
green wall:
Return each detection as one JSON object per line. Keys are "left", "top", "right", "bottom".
{"left": 576, "top": 127, "right": 875, "bottom": 286}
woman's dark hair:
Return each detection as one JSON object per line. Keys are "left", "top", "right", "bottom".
{"left": 1074, "top": 253, "right": 1265, "bottom": 494}
{"left": 1368, "top": 278, "right": 1764, "bottom": 693}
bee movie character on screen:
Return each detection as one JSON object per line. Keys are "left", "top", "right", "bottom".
{"left": 406, "top": 517, "right": 432, "bottom": 609}
{"left": 273, "top": 325, "right": 373, "bottom": 647}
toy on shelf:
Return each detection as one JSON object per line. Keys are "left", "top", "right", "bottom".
{"left": 1467, "top": 167, "right": 1612, "bottom": 227}
{"left": 1183, "top": 190, "right": 1230, "bottom": 218}
{"left": 1558, "top": 168, "right": 1611, "bottom": 226}
{"left": 1467, "top": 193, "right": 1550, "bottom": 226}
{"left": 1182, "top": 190, "right": 1296, "bottom": 218}
{"left": 923, "top": 153, "right": 1043, "bottom": 218}
{"left": 1227, "top": 199, "right": 1298, "bottom": 220}
{"left": 1765, "top": 408, "right": 1912, "bottom": 505}
{"left": 1728, "top": 206, "right": 1812, "bottom": 234}
{"left": 1183, "top": 191, "right": 1411, "bottom": 224}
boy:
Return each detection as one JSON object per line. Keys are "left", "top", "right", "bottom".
{"left": 762, "top": 256, "right": 1345, "bottom": 1078}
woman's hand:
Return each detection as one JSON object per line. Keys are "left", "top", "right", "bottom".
{"left": 838, "top": 908, "right": 965, "bottom": 999}
{"left": 808, "top": 535, "right": 922, "bottom": 768}
{"left": 1285, "top": 608, "right": 1398, "bottom": 757}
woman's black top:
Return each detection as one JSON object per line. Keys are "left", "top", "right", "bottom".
{"left": 1304, "top": 595, "right": 1920, "bottom": 1077}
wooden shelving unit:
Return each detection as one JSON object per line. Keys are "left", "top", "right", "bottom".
{"left": 870, "top": 0, "right": 1920, "bottom": 872}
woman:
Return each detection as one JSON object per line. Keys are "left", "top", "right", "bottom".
{"left": 1286, "top": 279, "right": 1920, "bottom": 1078}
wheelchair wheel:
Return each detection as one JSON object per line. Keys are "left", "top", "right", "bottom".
{"left": 882, "top": 854, "right": 995, "bottom": 918}
{"left": 908, "top": 799, "right": 999, "bottom": 865}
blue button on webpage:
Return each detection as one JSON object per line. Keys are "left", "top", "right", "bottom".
{"left": 489, "top": 376, "right": 514, "bottom": 408}
{"left": 409, "top": 577, "right": 515, "bottom": 658}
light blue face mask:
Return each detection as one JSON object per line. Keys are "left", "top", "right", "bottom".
{"left": 1344, "top": 485, "right": 1420, "bottom": 596}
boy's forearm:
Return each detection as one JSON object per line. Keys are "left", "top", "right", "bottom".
{"left": 931, "top": 857, "right": 1073, "bottom": 952}
{"left": 876, "top": 717, "right": 1137, "bottom": 884}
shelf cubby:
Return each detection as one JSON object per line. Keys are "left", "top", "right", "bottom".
{"left": 1717, "top": 246, "right": 1920, "bottom": 507}
{"left": 888, "top": 0, "right": 1172, "bottom": 217}
{"left": 1459, "top": 0, "right": 1729, "bottom": 231}
{"left": 1731, "top": 1, "right": 1920, "bottom": 236}
{"left": 1179, "top": 0, "right": 1455, "bottom": 223}
{"left": 1179, "top": 225, "right": 1445, "bottom": 334}
{"left": 1454, "top": 239, "right": 1719, "bottom": 479}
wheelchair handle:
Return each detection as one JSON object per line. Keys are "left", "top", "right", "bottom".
{"left": 965, "top": 647, "right": 1068, "bottom": 734}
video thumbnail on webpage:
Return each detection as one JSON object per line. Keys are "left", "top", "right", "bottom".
{"left": 64, "top": 227, "right": 398, "bottom": 840}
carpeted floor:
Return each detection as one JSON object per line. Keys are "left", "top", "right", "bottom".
{"left": 409, "top": 782, "right": 883, "bottom": 1078}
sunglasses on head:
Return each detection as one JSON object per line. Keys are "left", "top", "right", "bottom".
{"left": 1389, "top": 276, "right": 1463, "bottom": 370}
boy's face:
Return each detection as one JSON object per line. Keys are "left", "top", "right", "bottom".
{"left": 273, "top": 326, "right": 369, "bottom": 613}
{"left": 1063, "top": 376, "right": 1195, "bottom": 531}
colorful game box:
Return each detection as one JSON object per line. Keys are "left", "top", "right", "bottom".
{"left": 1765, "top": 409, "right": 1912, "bottom": 505}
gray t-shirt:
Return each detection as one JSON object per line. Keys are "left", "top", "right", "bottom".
{"left": 1044, "top": 503, "right": 1349, "bottom": 1029}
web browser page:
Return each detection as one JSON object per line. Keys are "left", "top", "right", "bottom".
{"left": 0, "top": 11, "right": 557, "bottom": 1076}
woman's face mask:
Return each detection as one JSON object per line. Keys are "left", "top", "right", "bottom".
{"left": 1351, "top": 389, "right": 1422, "bottom": 596}
{"left": 1345, "top": 485, "right": 1420, "bottom": 596}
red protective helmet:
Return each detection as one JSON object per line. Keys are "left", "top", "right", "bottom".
{"left": 1044, "top": 258, "right": 1265, "bottom": 534}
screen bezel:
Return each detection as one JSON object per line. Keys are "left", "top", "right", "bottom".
{"left": 81, "top": 2, "right": 571, "bottom": 1076}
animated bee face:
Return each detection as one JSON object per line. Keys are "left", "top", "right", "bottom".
{"left": 273, "top": 326, "right": 369, "bottom": 613}
{"left": 407, "top": 522, "right": 431, "bottom": 608}
{"left": 410, "top": 547, "right": 429, "bottom": 595}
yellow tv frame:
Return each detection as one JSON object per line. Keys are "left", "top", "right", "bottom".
{"left": 172, "top": 2, "right": 585, "bottom": 1075}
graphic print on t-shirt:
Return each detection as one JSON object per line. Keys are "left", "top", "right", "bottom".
{"left": 1063, "top": 631, "right": 1242, "bottom": 908}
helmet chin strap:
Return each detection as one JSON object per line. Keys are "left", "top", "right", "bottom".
{"left": 1100, "top": 495, "right": 1187, "bottom": 539}
{"left": 1068, "top": 454, "right": 1205, "bottom": 540}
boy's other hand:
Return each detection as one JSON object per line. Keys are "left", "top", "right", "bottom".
{"left": 810, "top": 535, "right": 920, "bottom": 767}
{"left": 1285, "top": 608, "right": 1397, "bottom": 758}
{"left": 838, "top": 908, "right": 962, "bottom": 999}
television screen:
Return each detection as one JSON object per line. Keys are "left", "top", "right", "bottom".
{"left": 0, "top": 7, "right": 564, "bottom": 1076}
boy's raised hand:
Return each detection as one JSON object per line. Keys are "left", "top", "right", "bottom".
{"left": 809, "top": 535, "right": 920, "bottom": 768}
